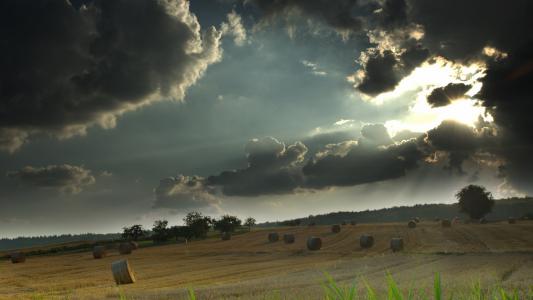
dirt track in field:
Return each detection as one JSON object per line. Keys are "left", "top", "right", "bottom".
{"left": 2, "top": 222, "right": 533, "bottom": 299}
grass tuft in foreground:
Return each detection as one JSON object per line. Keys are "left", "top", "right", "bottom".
{"left": 116, "top": 273, "right": 529, "bottom": 300}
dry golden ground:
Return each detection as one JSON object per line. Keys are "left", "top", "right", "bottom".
{"left": 2, "top": 222, "right": 533, "bottom": 299}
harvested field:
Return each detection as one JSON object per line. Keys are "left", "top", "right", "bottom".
{"left": 2, "top": 222, "right": 533, "bottom": 299}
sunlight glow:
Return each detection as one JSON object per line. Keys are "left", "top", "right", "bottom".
{"left": 356, "top": 57, "right": 493, "bottom": 137}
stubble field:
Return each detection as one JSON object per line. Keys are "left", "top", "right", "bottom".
{"left": 2, "top": 221, "right": 533, "bottom": 299}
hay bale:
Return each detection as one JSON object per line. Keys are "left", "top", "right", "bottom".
{"left": 359, "top": 234, "right": 374, "bottom": 249}
{"left": 118, "top": 242, "right": 133, "bottom": 255}
{"left": 221, "top": 232, "right": 231, "bottom": 240}
{"left": 441, "top": 219, "right": 452, "bottom": 227}
{"left": 10, "top": 252, "right": 26, "bottom": 264}
{"left": 93, "top": 246, "right": 107, "bottom": 259}
{"left": 306, "top": 236, "right": 322, "bottom": 251}
{"left": 350, "top": 221, "right": 357, "bottom": 226}
{"left": 111, "top": 259, "right": 135, "bottom": 285}
{"left": 331, "top": 224, "right": 341, "bottom": 233}
{"left": 414, "top": 217, "right": 420, "bottom": 223}
{"left": 390, "top": 238, "right": 404, "bottom": 252}
{"left": 283, "top": 234, "right": 295, "bottom": 244}
{"left": 408, "top": 220, "right": 417, "bottom": 228}
{"left": 129, "top": 241, "right": 139, "bottom": 250}
{"left": 268, "top": 232, "right": 279, "bottom": 242}
{"left": 508, "top": 217, "right": 516, "bottom": 224}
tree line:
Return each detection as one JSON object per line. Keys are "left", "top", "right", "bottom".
{"left": 121, "top": 212, "right": 256, "bottom": 243}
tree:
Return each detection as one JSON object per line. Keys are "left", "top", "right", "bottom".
{"left": 214, "top": 215, "right": 242, "bottom": 233}
{"left": 183, "top": 211, "right": 213, "bottom": 238}
{"left": 244, "top": 217, "right": 256, "bottom": 231}
{"left": 151, "top": 220, "right": 170, "bottom": 243}
{"left": 456, "top": 185, "right": 495, "bottom": 220}
{"left": 170, "top": 225, "right": 194, "bottom": 241}
{"left": 122, "top": 224, "right": 146, "bottom": 241}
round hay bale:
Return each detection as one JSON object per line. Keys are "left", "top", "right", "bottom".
{"left": 306, "top": 236, "right": 322, "bottom": 251}
{"left": 10, "top": 252, "right": 26, "bottom": 264}
{"left": 331, "top": 224, "right": 341, "bottom": 233}
{"left": 221, "top": 232, "right": 231, "bottom": 240}
{"left": 111, "top": 259, "right": 135, "bottom": 285}
{"left": 359, "top": 234, "right": 374, "bottom": 249}
{"left": 118, "top": 242, "right": 133, "bottom": 255}
{"left": 390, "top": 238, "right": 404, "bottom": 252}
{"left": 93, "top": 246, "right": 107, "bottom": 259}
{"left": 129, "top": 241, "right": 139, "bottom": 250}
{"left": 283, "top": 234, "right": 295, "bottom": 244}
{"left": 408, "top": 220, "right": 417, "bottom": 228}
{"left": 268, "top": 232, "right": 279, "bottom": 242}
{"left": 414, "top": 217, "right": 420, "bottom": 223}
{"left": 508, "top": 217, "right": 516, "bottom": 224}
{"left": 350, "top": 221, "right": 357, "bottom": 226}
{"left": 441, "top": 219, "right": 452, "bottom": 227}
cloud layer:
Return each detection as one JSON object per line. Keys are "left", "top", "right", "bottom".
{"left": 7, "top": 164, "right": 96, "bottom": 194}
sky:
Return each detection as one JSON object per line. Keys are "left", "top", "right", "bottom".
{"left": 1, "top": 0, "right": 532, "bottom": 237}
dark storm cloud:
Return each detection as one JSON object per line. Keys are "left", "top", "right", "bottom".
{"left": 356, "top": 45, "right": 429, "bottom": 96}
{"left": 154, "top": 175, "right": 219, "bottom": 210}
{"left": 476, "top": 41, "right": 533, "bottom": 193}
{"left": 7, "top": 164, "right": 96, "bottom": 194}
{"left": 207, "top": 137, "right": 307, "bottom": 196}
{"left": 303, "top": 138, "right": 423, "bottom": 188}
{"left": 427, "top": 83, "right": 472, "bottom": 107}
{"left": 0, "top": 0, "right": 222, "bottom": 152}
{"left": 425, "top": 120, "right": 496, "bottom": 174}
{"left": 356, "top": 50, "right": 398, "bottom": 95}
{"left": 244, "top": 0, "right": 365, "bottom": 34}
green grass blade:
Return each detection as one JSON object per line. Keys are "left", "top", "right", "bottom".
{"left": 387, "top": 273, "right": 403, "bottom": 300}
{"left": 187, "top": 287, "right": 196, "bottom": 300}
{"left": 363, "top": 279, "right": 378, "bottom": 300}
{"left": 434, "top": 273, "right": 442, "bottom": 300}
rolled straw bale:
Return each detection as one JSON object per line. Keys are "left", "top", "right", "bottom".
{"left": 283, "top": 234, "right": 295, "bottom": 244}
{"left": 118, "top": 242, "right": 133, "bottom": 255}
{"left": 441, "top": 219, "right": 452, "bottom": 227}
{"left": 331, "top": 224, "right": 341, "bottom": 233}
{"left": 508, "top": 217, "right": 516, "bottom": 224}
{"left": 306, "top": 236, "right": 322, "bottom": 251}
{"left": 111, "top": 259, "right": 135, "bottom": 285}
{"left": 93, "top": 246, "right": 106, "bottom": 259}
{"left": 390, "top": 238, "right": 404, "bottom": 252}
{"left": 268, "top": 232, "right": 279, "bottom": 242}
{"left": 408, "top": 220, "right": 417, "bottom": 228}
{"left": 359, "top": 234, "right": 374, "bottom": 248}
{"left": 221, "top": 232, "right": 231, "bottom": 240}
{"left": 10, "top": 252, "right": 26, "bottom": 264}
